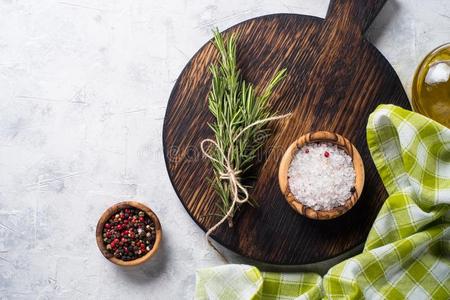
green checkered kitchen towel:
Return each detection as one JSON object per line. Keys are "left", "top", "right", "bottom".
{"left": 195, "top": 105, "right": 450, "bottom": 299}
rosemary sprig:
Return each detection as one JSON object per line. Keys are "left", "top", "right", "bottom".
{"left": 206, "top": 29, "right": 286, "bottom": 227}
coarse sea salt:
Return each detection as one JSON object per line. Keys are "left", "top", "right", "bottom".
{"left": 288, "top": 142, "right": 356, "bottom": 211}
{"left": 425, "top": 62, "right": 450, "bottom": 85}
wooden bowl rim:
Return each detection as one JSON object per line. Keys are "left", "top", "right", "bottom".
{"left": 278, "top": 131, "right": 365, "bottom": 220}
{"left": 95, "top": 201, "right": 162, "bottom": 267}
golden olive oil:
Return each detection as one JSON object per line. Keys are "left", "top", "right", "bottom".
{"left": 412, "top": 43, "right": 450, "bottom": 127}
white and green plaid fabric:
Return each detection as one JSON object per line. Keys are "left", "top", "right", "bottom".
{"left": 195, "top": 105, "right": 450, "bottom": 300}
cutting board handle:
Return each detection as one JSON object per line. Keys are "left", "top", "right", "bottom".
{"left": 326, "top": 0, "right": 387, "bottom": 34}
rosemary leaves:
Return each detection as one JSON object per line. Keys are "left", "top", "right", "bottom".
{"left": 201, "top": 29, "right": 288, "bottom": 234}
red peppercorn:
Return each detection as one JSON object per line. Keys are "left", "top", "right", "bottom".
{"left": 324, "top": 151, "right": 330, "bottom": 158}
{"left": 105, "top": 223, "right": 111, "bottom": 229}
{"left": 139, "top": 216, "right": 144, "bottom": 222}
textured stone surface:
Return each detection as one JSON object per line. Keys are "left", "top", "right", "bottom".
{"left": 0, "top": 0, "right": 448, "bottom": 298}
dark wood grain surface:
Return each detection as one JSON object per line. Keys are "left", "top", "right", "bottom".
{"left": 163, "top": 0, "right": 410, "bottom": 264}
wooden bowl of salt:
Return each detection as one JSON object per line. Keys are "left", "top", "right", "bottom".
{"left": 278, "top": 131, "right": 364, "bottom": 220}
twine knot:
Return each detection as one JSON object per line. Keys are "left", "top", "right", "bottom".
{"left": 200, "top": 113, "right": 291, "bottom": 240}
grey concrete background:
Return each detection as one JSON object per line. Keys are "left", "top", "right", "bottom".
{"left": 0, "top": 0, "right": 449, "bottom": 299}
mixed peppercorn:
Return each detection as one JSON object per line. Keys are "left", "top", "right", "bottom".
{"left": 102, "top": 207, "right": 156, "bottom": 261}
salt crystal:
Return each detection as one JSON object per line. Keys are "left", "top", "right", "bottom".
{"left": 424, "top": 61, "right": 450, "bottom": 85}
{"left": 288, "top": 142, "right": 356, "bottom": 211}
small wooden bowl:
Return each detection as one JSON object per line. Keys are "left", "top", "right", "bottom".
{"left": 96, "top": 201, "right": 162, "bottom": 266}
{"left": 278, "top": 131, "right": 364, "bottom": 220}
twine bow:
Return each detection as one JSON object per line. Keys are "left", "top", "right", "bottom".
{"left": 200, "top": 113, "right": 291, "bottom": 240}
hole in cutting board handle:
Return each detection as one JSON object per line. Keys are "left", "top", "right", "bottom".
{"left": 325, "top": 0, "right": 388, "bottom": 34}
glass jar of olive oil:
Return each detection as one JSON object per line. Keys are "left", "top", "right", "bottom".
{"left": 412, "top": 43, "right": 450, "bottom": 127}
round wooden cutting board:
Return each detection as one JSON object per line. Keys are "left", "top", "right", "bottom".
{"left": 163, "top": 0, "right": 410, "bottom": 265}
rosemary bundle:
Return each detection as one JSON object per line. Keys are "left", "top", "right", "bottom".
{"left": 202, "top": 29, "right": 287, "bottom": 233}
